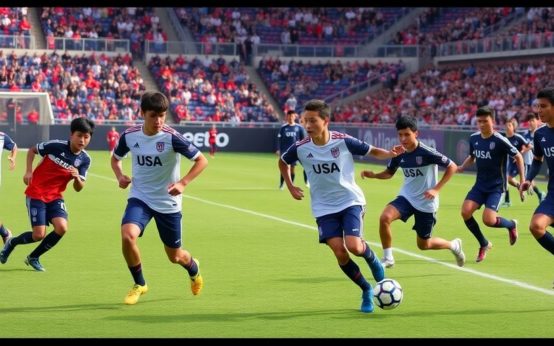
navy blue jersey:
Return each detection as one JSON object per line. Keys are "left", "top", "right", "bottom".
{"left": 387, "top": 142, "right": 452, "bottom": 212}
{"left": 503, "top": 132, "right": 528, "bottom": 152}
{"left": 532, "top": 125, "right": 554, "bottom": 193}
{"left": 277, "top": 123, "right": 306, "bottom": 153}
{"left": 469, "top": 132, "right": 519, "bottom": 192}
{"left": 522, "top": 129, "right": 535, "bottom": 165}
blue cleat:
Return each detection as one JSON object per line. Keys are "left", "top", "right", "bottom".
{"left": 369, "top": 256, "right": 385, "bottom": 282}
{"left": 24, "top": 256, "right": 45, "bottom": 272}
{"left": 0, "top": 238, "right": 15, "bottom": 264}
{"left": 361, "top": 287, "right": 374, "bottom": 313}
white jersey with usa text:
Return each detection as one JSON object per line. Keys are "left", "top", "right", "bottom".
{"left": 113, "top": 124, "right": 201, "bottom": 214}
{"left": 387, "top": 142, "right": 452, "bottom": 213}
{"left": 281, "top": 131, "right": 371, "bottom": 218}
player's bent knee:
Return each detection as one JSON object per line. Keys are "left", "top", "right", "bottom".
{"left": 529, "top": 224, "right": 545, "bottom": 239}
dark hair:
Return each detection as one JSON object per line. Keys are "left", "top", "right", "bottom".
{"left": 476, "top": 106, "right": 495, "bottom": 119}
{"left": 395, "top": 115, "right": 418, "bottom": 131}
{"left": 527, "top": 112, "right": 538, "bottom": 121}
{"left": 141, "top": 91, "right": 169, "bottom": 113}
{"left": 286, "top": 110, "right": 297, "bottom": 116}
{"left": 537, "top": 87, "right": 554, "bottom": 105}
{"left": 304, "top": 99, "right": 330, "bottom": 119}
{"left": 70, "top": 117, "right": 95, "bottom": 135}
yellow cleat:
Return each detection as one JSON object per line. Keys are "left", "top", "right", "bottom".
{"left": 190, "top": 258, "right": 203, "bottom": 296}
{"left": 124, "top": 284, "right": 148, "bottom": 305}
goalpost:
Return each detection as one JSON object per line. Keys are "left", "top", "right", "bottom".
{"left": 0, "top": 91, "right": 54, "bottom": 143}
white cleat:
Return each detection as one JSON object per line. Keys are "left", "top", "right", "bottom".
{"left": 380, "top": 257, "right": 395, "bottom": 268}
{"left": 450, "top": 238, "right": 465, "bottom": 267}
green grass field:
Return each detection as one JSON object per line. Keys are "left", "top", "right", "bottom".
{"left": 0, "top": 150, "right": 552, "bottom": 338}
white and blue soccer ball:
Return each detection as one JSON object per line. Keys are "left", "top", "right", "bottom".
{"left": 373, "top": 278, "right": 403, "bottom": 310}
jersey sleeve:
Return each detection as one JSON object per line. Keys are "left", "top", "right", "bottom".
{"left": 281, "top": 143, "right": 299, "bottom": 165}
{"left": 386, "top": 155, "right": 400, "bottom": 173}
{"left": 2, "top": 134, "right": 15, "bottom": 151}
{"left": 344, "top": 137, "right": 371, "bottom": 156}
{"left": 469, "top": 137, "right": 475, "bottom": 158}
{"left": 533, "top": 133, "right": 543, "bottom": 159}
{"left": 37, "top": 140, "right": 59, "bottom": 157}
{"left": 113, "top": 132, "right": 130, "bottom": 160}
{"left": 172, "top": 132, "right": 201, "bottom": 160}
{"left": 500, "top": 136, "right": 520, "bottom": 157}
{"left": 426, "top": 148, "right": 452, "bottom": 168}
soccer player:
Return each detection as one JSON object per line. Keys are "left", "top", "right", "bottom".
{"left": 279, "top": 99, "right": 404, "bottom": 313}
{"left": 277, "top": 110, "right": 308, "bottom": 190}
{"left": 111, "top": 91, "right": 208, "bottom": 305}
{"left": 0, "top": 131, "right": 17, "bottom": 244}
{"left": 0, "top": 117, "right": 94, "bottom": 271}
{"left": 361, "top": 116, "right": 465, "bottom": 268}
{"left": 502, "top": 117, "right": 530, "bottom": 206}
{"left": 519, "top": 88, "right": 554, "bottom": 287}
{"left": 457, "top": 106, "right": 523, "bottom": 263}
{"left": 208, "top": 124, "right": 217, "bottom": 158}
{"left": 106, "top": 126, "right": 120, "bottom": 155}
{"left": 522, "top": 112, "right": 546, "bottom": 203}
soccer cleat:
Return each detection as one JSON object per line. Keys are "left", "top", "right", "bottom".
{"left": 24, "top": 256, "right": 45, "bottom": 272}
{"left": 306, "top": 181, "right": 310, "bottom": 189}
{"left": 360, "top": 287, "right": 374, "bottom": 313}
{"left": 0, "top": 238, "right": 15, "bottom": 264}
{"left": 190, "top": 258, "right": 203, "bottom": 296}
{"left": 124, "top": 284, "right": 148, "bottom": 305}
{"left": 508, "top": 219, "right": 518, "bottom": 246}
{"left": 380, "top": 256, "right": 395, "bottom": 268}
{"left": 476, "top": 242, "right": 493, "bottom": 263}
{"left": 501, "top": 201, "right": 511, "bottom": 208}
{"left": 1, "top": 229, "right": 12, "bottom": 245}
{"left": 539, "top": 191, "right": 546, "bottom": 203}
{"left": 450, "top": 238, "right": 465, "bottom": 267}
{"left": 369, "top": 256, "right": 385, "bottom": 282}
{"left": 279, "top": 184, "right": 284, "bottom": 191}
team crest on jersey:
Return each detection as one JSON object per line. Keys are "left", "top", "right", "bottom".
{"left": 74, "top": 158, "right": 81, "bottom": 167}
{"left": 489, "top": 142, "right": 495, "bottom": 150}
{"left": 156, "top": 142, "right": 165, "bottom": 152}
{"left": 416, "top": 156, "right": 422, "bottom": 165}
{"left": 331, "top": 147, "right": 340, "bottom": 158}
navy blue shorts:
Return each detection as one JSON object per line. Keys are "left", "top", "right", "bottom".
{"left": 122, "top": 198, "right": 183, "bottom": 248}
{"left": 534, "top": 192, "right": 554, "bottom": 218}
{"left": 465, "top": 186, "right": 503, "bottom": 212}
{"left": 26, "top": 198, "right": 68, "bottom": 227}
{"left": 315, "top": 205, "right": 365, "bottom": 244}
{"left": 389, "top": 196, "right": 436, "bottom": 239}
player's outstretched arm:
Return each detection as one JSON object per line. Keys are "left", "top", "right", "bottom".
{"left": 111, "top": 154, "right": 131, "bottom": 189}
{"left": 8, "top": 144, "right": 17, "bottom": 170}
{"left": 168, "top": 153, "right": 209, "bottom": 196}
{"left": 368, "top": 145, "right": 405, "bottom": 159}
{"left": 23, "top": 145, "right": 38, "bottom": 185}
{"left": 278, "top": 158, "right": 303, "bottom": 200}
{"left": 360, "top": 169, "right": 393, "bottom": 180}
{"left": 456, "top": 155, "right": 475, "bottom": 173}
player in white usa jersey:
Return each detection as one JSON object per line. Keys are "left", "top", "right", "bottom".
{"left": 111, "top": 92, "right": 208, "bottom": 305}
{"left": 0, "top": 131, "right": 17, "bottom": 245}
{"left": 279, "top": 99, "right": 404, "bottom": 313}
{"left": 360, "top": 116, "right": 465, "bottom": 269}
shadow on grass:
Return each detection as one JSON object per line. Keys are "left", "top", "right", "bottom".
{"left": 0, "top": 298, "right": 175, "bottom": 313}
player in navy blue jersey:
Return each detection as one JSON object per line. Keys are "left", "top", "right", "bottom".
{"left": 522, "top": 112, "right": 546, "bottom": 203}
{"left": 277, "top": 110, "right": 308, "bottom": 190}
{"left": 361, "top": 116, "right": 465, "bottom": 268}
{"left": 0, "top": 118, "right": 94, "bottom": 271}
{"left": 519, "top": 88, "right": 554, "bottom": 287}
{"left": 279, "top": 99, "right": 405, "bottom": 313}
{"left": 501, "top": 117, "right": 530, "bottom": 206}
{"left": 457, "top": 106, "right": 523, "bottom": 263}
{"left": 0, "top": 131, "right": 17, "bottom": 244}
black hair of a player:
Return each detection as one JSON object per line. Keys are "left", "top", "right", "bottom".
{"left": 537, "top": 87, "right": 554, "bottom": 105}
{"left": 141, "top": 91, "right": 169, "bottom": 113}
{"left": 395, "top": 115, "right": 418, "bottom": 132}
{"left": 70, "top": 117, "right": 95, "bottom": 135}
{"left": 304, "top": 99, "right": 330, "bottom": 119}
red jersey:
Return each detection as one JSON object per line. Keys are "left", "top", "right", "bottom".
{"left": 25, "top": 140, "right": 91, "bottom": 203}
{"left": 208, "top": 128, "right": 217, "bottom": 144}
{"left": 107, "top": 129, "right": 120, "bottom": 150}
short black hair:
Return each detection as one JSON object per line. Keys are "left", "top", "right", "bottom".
{"left": 286, "top": 110, "right": 297, "bottom": 116}
{"left": 527, "top": 112, "right": 538, "bottom": 121}
{"left": 476, "top": 106, "right": 495, "bottom": 119}
{"left": 537, "top": 87, "right": 554, "bottom": 105}
{"left": 141, "top": 91, "right": 169, "bottom": 113}
{"left": 395, "top": 115, "right": 418, "bottom": 131}
{"left": 70, "top": 117, "right": 95, "bottom": 135}
{"left": 304, "top": 99, "right": 330, "bottom": 119}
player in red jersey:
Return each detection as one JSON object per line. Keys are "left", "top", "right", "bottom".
{"left": 107, "top": 126, "right": 120, "bottom": 154}
{"left": 0, "top": 118, "right": 95, "bottom": 271}
{"left": 208, "top": 124, "right": 217, "bottom": 158}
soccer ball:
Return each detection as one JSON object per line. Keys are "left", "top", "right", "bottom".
{"left": 373, "top": 278, "right": 403, "bottom": 310}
